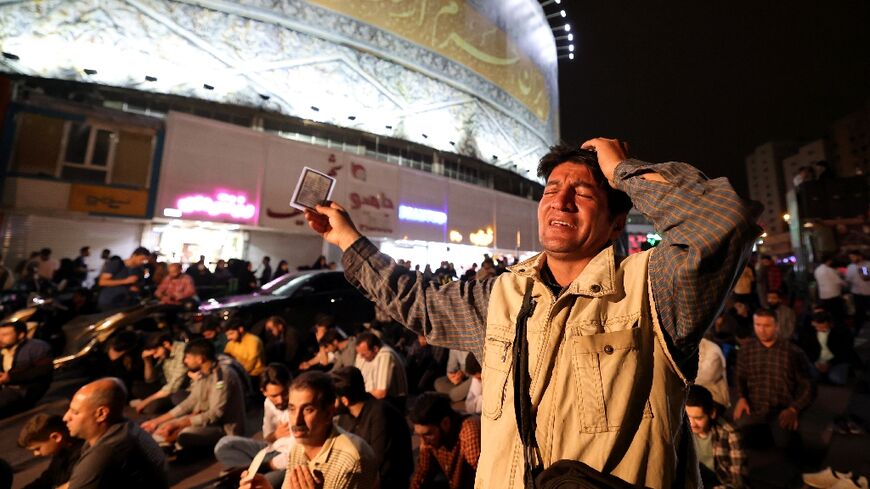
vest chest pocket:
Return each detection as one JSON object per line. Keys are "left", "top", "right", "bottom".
{"left": 570, "top": 324, "right": 653, "bottom": 433}
{"left": 482, "top": 336, "right": 513, "bottom": 420}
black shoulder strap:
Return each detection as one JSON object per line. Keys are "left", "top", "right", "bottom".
{"left": 513, "top": 279, "right": 540, "bottom": 487}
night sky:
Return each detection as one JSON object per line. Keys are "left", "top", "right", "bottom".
{"left": 558, "top": 1, "right": 870, "bottom": 195}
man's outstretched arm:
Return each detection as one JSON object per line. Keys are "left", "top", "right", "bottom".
{"left": 305, "top": 203, "right": 493, "bottom": 361}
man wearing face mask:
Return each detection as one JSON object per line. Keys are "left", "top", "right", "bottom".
{"left": 305, "top": 139, "right": 761, "bottom": 488}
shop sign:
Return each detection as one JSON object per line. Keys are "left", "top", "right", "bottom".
{"left": 398, "top": 204, "right": 446, "bottom": 225}
{"left": 174, "top": 191, "right": 257, "bottom": 220}
{"left": 68, "top": 184, "right": 149, "bottom": 217}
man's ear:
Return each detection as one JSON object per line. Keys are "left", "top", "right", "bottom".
{"left": 609, "top": 213, "right": 628, "bottom": 240}
{"left": 439, "top": 416, "right": 451, "bottom": 433}
{"left": 94, "top": 405, "right": 110, "bottom": 423}
{"left": 49, "top": 431, "right": 64, "bottom": 443}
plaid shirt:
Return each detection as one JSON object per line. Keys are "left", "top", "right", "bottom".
{"left": 343, "top": 160, "right": 761, "bottom": 367}
{"left": 410, "top": 416, "right": 481, "bottom": 489}
{"left": 158, "top": 341, "right": 188, "bottom": 394}
{"left": 735, "top": 339, "right": 816, "bottom": 415}
{"left": 706, "top": 418, "right": 747, "bottom": 489}
{"left": 283, "top": 426, "right": 378, "bottom": 489}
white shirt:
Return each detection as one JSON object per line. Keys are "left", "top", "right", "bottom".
{"left": 465, "top": 376, "right": 482, "bottom": 414}
{"left": 817, "top": 331, "right": 834, "bottom": 364}
{"left": 354, "top": 345, "right": 408, "bottom": 398}
{"left": 846, "top": 261, "right": 870, "bottom": 296}
{"left": 814, "top": 263, "right": 845, "bottom": 300}
{"left": 262, "top": 398, "right": 296, "bottom": 469}
{"left": 695, "top": 338, "right": 730, "bottom": 407}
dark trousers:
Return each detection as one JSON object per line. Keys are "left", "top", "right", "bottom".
{"left": 854, "top": 294, "right": 869, "bottom": 333}
{"left": 821, "top": 296, "right": 847, "bottom": 326}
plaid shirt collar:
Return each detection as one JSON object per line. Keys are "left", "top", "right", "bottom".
{"left": 508, "top": 244, "right": 617, "bottom": 298}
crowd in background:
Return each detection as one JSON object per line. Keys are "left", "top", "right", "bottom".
{"left": 1, "top": 243, "right": 869, "bottom": 488}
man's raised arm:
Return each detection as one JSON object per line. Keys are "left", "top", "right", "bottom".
{"left": 583, "top": 138, "right": 762, "bottom": 369}
{"left": 305, "top": 203, "right": 493, "bottom": 360}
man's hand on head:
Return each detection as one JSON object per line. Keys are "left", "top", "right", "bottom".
{"left": 580, "top": 138, "right": 629, "bottom": 187}
{"left": 304, "top": 202, "right": 362, "bottom": 252}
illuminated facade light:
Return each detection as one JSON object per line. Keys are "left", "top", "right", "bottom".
{"left": 469, "top": 227, "right": 494, "bottom": 247}
{"left": 568, "top": 53, "right": 574, "bottom": 60}
{"left": 782, "top": 213, "right": 791, "bottom": 222}
{"left": 569, "top": 45, "right": 574, "bottom": 52}
{"left": 398, "top": 205, "right": 447, "bottom": 225}
{"left": 565, "top": 24, "right": 571, "bottom": 32}
{"left": 449, "top": 230, "right": 463, "bottom": 243}
{"left": 176, "top": 192, "right": 257, "bottom": 220}
{"left": 560, "top": 10, "right": 566, "bottom": 17}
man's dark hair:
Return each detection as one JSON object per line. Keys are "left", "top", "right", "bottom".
{"left": 263, "top": 256, "right": 271, "bottom": 262}
{"left": 290, "top": 371, "right": 336, "bottom": 409}
{"left": 131, "top": 246, "right": 150, "bottom": 257}
{"left": 260, "top": 363, "right": 292, "bottom": 390}
{"left": 537, "top": 144, "right": 633, "bottom": 218}
{"left": 145, "top": 333, "right": 173, "bottom": 350}
{"left": 80, "top": 246, "right": 90, "bottom": 254}
{"left": 811, "top": 311, "right": 833, "bottom": 325}
{"left": 267, "top": 315, "right": 286, "bottom": 328}
{"left": 409, "top": 392, "right": 456, "bottom": 426}
{"left": 331, "top": 366, "right": 368, "bottom": 405}
{"left": 107, "top": 331, "right": 138, "bottom": 353}
{"left": 319, "top": 328, "right": 346, "bottom": 347}
{"left": 356, "top": 331, "right": 382, "bottom": 351}
{"left": 314, "top": 313, "right": 335, "bottom": 328}
{"left": 686, "top": 384, "right": 716, "bottom": 416}
{"left": 39, "top": 248, "right": 51, "bottom": 257}
{"left": 18, "top": 414, "right": 69, "bottom": 447}
{"left": 184, "top": 338, "right": 217, "bottom": 362}
{"left": 465, "top": 354, "right": 481, "bottom": 376}
{"left": 753, "top": 308, "right": 777, "bottom": 321}
{"left": 0, "top": 321, "right": 27, "bottom": 336}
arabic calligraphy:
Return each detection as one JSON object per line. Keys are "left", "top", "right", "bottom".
{"left": 349, "top": 192, "right": 395, "bottom": 211}
{"left": 309, "top": 0, "right": 550, "bottom": 121}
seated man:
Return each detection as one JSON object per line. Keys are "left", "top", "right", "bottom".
{"left": 354, "top": 332, "right": 408, "bottom": 411}
{"left": 132, "top": 333, "right": 188, "bottom": 415}
{"left": 685, "top": 385, "right": 746, "bottom": 489}
{"left": 409, "top": 392, "right": 480, "bottom": 489}
{"left": 332, "top": 366, "right": 413, "bottom": 488}
{"left": 321, "top": 328, "right": 357, "bottom": 372}
{"left": 141, "top": 339, "right": 246, "bottom": 452}
{"left": 0, "top": 321, "right": 53, "bottom": 418}
{"left": 434, "top": 349, "right": 471, "bottom": 403}
{"left": 802, "top": 311, "right": 857, "bottom": 385}
{"left": 63, "top": 378, "right": 168, "bottom": 489}
{"left": 260, "top": 316, "right": 300, "bottom": 367}
{"left": 766, "top": 290, "right": 797, "bottom": 341}
{"left": 215, "top": 364, "right": 295, "bottom": 489}
{"left": 240, "top": 371, "right": 378, "bottom": 489}
{"left": 734, "top": 309, "right": 815, "bottom": 457}
{"left": 18, "top": 413, "right": 83, "bottom": 489}
{"left": 202, "top": 321, "right": 227, "bottom": 354}
{"left": 154, "top": 263, "right": 197, "bottom": 305}
{"left": 224, "top": 320, "right": 266, "bottom": 378}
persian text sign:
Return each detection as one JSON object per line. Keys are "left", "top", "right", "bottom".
{"left": 176, "top": 192, "right": 257, "bottom": 220}
{"left": 68, "top": 184, "right": 149, "bottom": 217}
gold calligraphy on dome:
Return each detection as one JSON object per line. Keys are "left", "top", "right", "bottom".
{"left": 310, "top": 0, "right": 551, "bottom": 121}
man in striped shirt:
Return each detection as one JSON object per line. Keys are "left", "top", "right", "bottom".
{"left": 304, "top": 138, "right": 761, "bottom": 487}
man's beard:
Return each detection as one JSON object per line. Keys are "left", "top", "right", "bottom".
{"left": 335, "top": 402, "right": 350, "bottom": 416}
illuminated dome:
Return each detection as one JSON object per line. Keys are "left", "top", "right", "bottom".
{"left": 0, "top": 0, "right": 559, "bottom": 178}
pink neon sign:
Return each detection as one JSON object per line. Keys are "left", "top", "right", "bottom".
{"left": 176, "top": 192, "right": 257, "bottom": 220}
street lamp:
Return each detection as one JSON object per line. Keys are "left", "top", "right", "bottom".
{"left": 782, "top": 213, "right": 791, "bottom": 223}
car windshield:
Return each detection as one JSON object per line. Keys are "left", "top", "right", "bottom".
{"left": 257, "top": 271, "right": 316, "bottom": 296}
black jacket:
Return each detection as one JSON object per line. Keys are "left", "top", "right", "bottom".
{"left": 1, "top": 338, "right": 53, "bottom": 400}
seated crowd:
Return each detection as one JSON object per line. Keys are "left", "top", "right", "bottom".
{"left": 3, "top": 250, "right": 868, "bottom": 489}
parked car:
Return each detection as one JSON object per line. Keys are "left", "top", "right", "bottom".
{"left": 53, "top": 302, "right": 186, "bottom": 370}
{"left": 194, "top": 270, "right": 375, "bottom": 337}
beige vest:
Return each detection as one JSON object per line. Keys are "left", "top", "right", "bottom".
{"left": 477, "top": 246, "right": 697, "bottom": 489}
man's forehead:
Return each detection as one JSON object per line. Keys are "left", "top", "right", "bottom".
{"left": 289, "top": 387, "right": 316, "bottom": 404}
{"left": 545, "top": 163, "right": 599, "bottom": 185}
